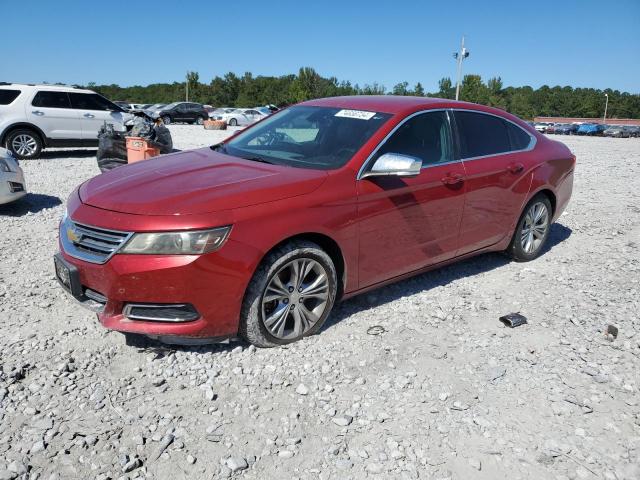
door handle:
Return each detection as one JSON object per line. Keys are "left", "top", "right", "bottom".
{"left": 507, "top": 162, "right": 524, "bottom": 174}
{"left": 441, "top": 173, "right": 464, "bottom": 185}
{"left": 32, "top": 110, "right": 44, "bottom": 115}
{"left": 84, "top": 113, "right": 95, "bottom": 118}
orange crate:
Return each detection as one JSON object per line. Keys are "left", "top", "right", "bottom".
{"left": 204, "top": 120, "right": 227, "bottom": 130}
{"left": 126, "top": 137, "right": 161, "bottom": 163}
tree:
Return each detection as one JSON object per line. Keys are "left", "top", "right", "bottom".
{"left": 460, "top": 75, "right": 489, "bottom": 104}
{"left": 437, "top": 77, "right": 455, "bottom": 99}
{"left": 87, "top": 69, "right": 640, "bottom": 120}
{"left": 392, "top": 81, "right": 410, "bottom": 96}
{"left": 290, "top": 67, "right": 322, "bottom": 102}
{"left": 186, "top": 71, "right": 200, "bottom": 102}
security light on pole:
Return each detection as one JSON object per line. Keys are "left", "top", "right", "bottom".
{"left": 603, "top": 93, "right": 609, "bottom": 124}
{"left": 453, "top": 36, "right": 470, "bottom": 101}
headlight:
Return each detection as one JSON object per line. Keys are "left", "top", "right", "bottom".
{"left": 120, "top": 226, "right": 231, "bottom": 255}
{"left": 0, "top": 158, "right": 12, "bottom": 172}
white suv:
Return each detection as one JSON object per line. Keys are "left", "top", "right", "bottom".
{"left": 0, "top": 83, "right": 129, "bottom": 159}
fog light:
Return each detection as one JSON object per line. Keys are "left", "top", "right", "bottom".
{"left": 8, "top": 182, "right": 24, "bottom": 193}
{"left": 123, "top": 303, "right": 200, "bottom": 322}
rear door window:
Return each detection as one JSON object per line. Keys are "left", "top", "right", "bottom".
{"left": 69, "top": 93, "right": 116, "bottom": 111}
{"left": 32, "top": 91, "right": 72, "bottom": 109}
{"left": 454, "top": 110, "right": 511, "bottom": 158}
{"left": 0, "top": 89, "right": 21, "bottom": 105}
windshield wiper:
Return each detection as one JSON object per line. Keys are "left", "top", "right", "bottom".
{"left": 210, "top": 143, "right": 227, "bottom": 153}
{"left": 241, "top": 156, "right": 274, "bottom": 164}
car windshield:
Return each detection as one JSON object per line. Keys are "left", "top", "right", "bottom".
{"left": 220, "top": 105, "right": 392, "bottom": 170}
{"left": 162, "top": 102, "right": 180, "bottom": 110}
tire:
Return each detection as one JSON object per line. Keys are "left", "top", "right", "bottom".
{"left": 6, "top": 129, "right": 43, "bottom": 159}
{"left": 162, "top": 115, "right": 171, "bottom": 125}
{"left": 228, "top": 118, "right": 238, "bottom": 127}
{"left": 240, "top": 240, "right": 337, "bottom": 347}
{"left": 196, "top": 116, "right": 204, "bottom": 125}
{"left": 506, "top": 193, "right": 553, "bottom": 262}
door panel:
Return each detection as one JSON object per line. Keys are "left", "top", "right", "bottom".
{"left": 452, "top": 110, "right": 535, "bottom": 255}
{"left": 28, "top": 91, "right": 82, "bottom": 140}
{"left": 357, "top": 164, "right": 466, "bottom": 287}
{"left": 69, "top": 93, "right": 126, "bottom": 140}
{"left": 356, "top": 110, "right": 465, "bottom": 288}
{"left": 79, "top": 110, "right": 126, "bottom": 140}
{"left": 457, "top": 155, "right": 532, "bottom": 254}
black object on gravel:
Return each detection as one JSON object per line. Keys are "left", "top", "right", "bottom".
{"left": 499, "top": 313, "right": 528, "bottom": 328}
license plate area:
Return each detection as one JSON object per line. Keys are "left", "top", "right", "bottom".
{"left": 54, "top": 253, "right": 83, "bottom": 299}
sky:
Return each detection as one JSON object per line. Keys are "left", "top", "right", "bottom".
{"left": 2, "top": 0, "right": 639, "bottom": 93}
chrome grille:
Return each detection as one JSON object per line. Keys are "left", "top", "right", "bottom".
{"left": 60, "top": 218, "right": 133, "bottom": 264}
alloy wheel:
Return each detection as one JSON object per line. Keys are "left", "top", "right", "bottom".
{"left": 520, "top": 201, "right": 549, "bottom": 254}
{"left": 12, "top": 134, "right": 37, "bottom": 157}
{"left": 261, "top": 258, "right": 330, "bottom": 340}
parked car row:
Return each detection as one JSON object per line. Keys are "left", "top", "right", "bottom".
{"left": 532, "top": 121, "right": 640, "bottom": 137}
{"left": 112, "top": 100, "right": 279, "bottom": 127}
{"left": 209, "top": 107, "right": 272, "bottom": 126}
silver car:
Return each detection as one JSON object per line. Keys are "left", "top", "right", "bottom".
{"left": 0, "top": 148, "right": 26, "bottom": 205}
{"left": 214, "top": 108, "right": 270, "bottom": 126}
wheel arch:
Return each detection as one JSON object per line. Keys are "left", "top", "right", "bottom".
{"left": 527, "top": 186, "right": 557, "bottom": 217}
{"left": 252, "top": 232, "right": 347, "bottom": 300}
{"left": 1, "top": 123, "right": 47, "bottom": 147}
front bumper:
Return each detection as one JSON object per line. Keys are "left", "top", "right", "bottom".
{"left": 56, "top": 223, "right": 263, "bottom": 340}
{"left": 0, "top": 169, "right": 27, "bottom": 205}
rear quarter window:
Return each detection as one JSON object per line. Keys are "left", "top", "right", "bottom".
{"left": 0, "top": 89, "right": 21, "bottom": 105}
{"left": 506, "top": 122, "right": 533, "bottom": 150}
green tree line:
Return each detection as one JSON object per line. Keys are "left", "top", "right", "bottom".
{"left": 86, "top": 67, "right": 640, "bottom": 120}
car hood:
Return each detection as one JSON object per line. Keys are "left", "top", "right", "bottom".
{"left": 79, "top": 148, "right": 328, "bottom": 215}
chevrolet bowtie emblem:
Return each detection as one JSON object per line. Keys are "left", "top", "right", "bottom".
{"left": 66, "top": 226, "right": 80, "bottom": 243}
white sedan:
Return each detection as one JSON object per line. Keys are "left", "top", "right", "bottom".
{"left": 0, "top": 148, "right": 27, "bottom": 205}
{"left": 212, "top": 108, "right": 270, "bottom": 126}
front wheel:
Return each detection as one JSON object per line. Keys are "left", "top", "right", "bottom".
{"left": 506, "top": 194, "right": 552, "bottom": 262}
{"left": 240, "top": 240, "right": 337, "bottom": 347}
{"left": 196, "top": 116, "right": 204, "bottom": 125}
{"left": 6, "top": 129, "right": 43, "bottom": 159}
{"left": 162, "top": 116, "right": 171, "bottom": 125}
{"left": 228, "top": 118, "right": 238, "bottom": 127}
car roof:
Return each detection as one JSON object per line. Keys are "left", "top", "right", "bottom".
{"left": 302, "top": 95, "right": 514, "bottom": 117}
{"left": 0, "top": 82, "right": 94, "bottom": 93}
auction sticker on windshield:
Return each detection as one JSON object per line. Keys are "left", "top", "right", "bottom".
{"left": 334, "top": 109, "right": 377, "bottom": 120}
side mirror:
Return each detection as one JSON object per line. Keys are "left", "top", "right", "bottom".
{"left": 361, "top": 152, "right": 422, "bottom": 179}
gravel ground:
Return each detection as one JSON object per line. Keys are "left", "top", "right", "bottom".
{"left": 0, "top": 127, "right": 639, "bottom": 480}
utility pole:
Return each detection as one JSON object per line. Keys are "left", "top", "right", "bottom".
{"left": 185, "top": 72, "right": 189, "bottom": 102}
{"left": 603, "top": 93, "right": 609, "bottom": 124}
{"left": 453, "top": 36, "right": 470, "bottom": 101}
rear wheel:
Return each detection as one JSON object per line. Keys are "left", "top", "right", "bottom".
{"left": 507, "top": 194, "right": 552, "bottom": 262}
{"left": 196, "top": 116, "right": 204, "bottom": 125}
{"left": 162, "top": 115, "right": 171, "bottom": 125}
{"left": 6, "top": 129, "right": 42, "bottom": 159}
{"left": 240, "top": 240, "right": 337, "bottom": 347}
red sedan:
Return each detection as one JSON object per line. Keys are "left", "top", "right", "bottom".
{"left": 54, "top": 96, "right": 575, "bottom": 347}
